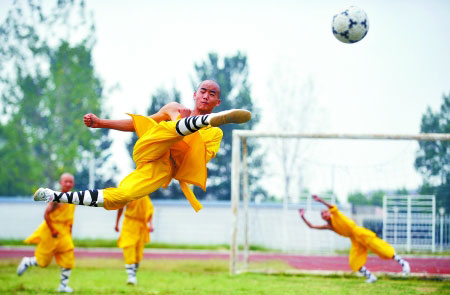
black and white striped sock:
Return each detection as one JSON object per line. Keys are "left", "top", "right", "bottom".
{"left": 359, "top": 266, "right": 374, "bottom": 279}
{"left": 175, "top": 115, "right": 210, "bottom": 136}
{"left": 17, "top": 256, "right": 38, "bottom": 276}
{"left": 393, "top": 253, "right": 407, "bottom": 268}
{"left": 125, "top": 264, "right": 136, "bottom": 278}
{"left": 25, "top": 257, "right": 38, "bottom": 268}
{"left": 134, "top": 263, "right": 139, "bottom": 274}
{"left": 52, "top": 189, "right": 104, "bottom": 207}
{"left": 394, "top": 253, "right": 411, "bottom": 274}
{"left": 59, "top": 268, "right": 71, "bottom": 288}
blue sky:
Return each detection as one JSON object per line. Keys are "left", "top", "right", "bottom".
{"left": 1, "top": 0, "right": 449, "bottom": 201}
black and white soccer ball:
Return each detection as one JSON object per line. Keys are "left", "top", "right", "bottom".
{"left": 332, "top": 6, "right": 369, "bottom": 44}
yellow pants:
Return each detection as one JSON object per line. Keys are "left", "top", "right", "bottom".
{"left": 35, "top": 234, "right": 74, "bottom": 269}
{"left": 104, "top": 160, "right": 173, "bottom": 210}
{"left": 118, "top": 218, "right": 149, "bottom": 264}
{"left": 104, "top": 120, "right": 181, "bottom": 210}
{"left": 349, "top": 236, "right": 395, "bottom": 271}
{"left": 123, "top": 239, "right": 146, "bottom": 264}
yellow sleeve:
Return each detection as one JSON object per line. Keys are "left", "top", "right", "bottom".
{"left": 330, "top": 205, "right": 348, "bottom": 221}
{"left": 203, "top": 128, "right": 223, "bottom": 163}
{"left": 127, "top": 113, "right": 157, "bottom": 138}
{"left": 329, "top": 205, "right": 338, "bottom": 214}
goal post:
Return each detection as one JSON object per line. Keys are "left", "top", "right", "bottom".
{"left": 230, "top": 131, "right": 450, "bottom": 275}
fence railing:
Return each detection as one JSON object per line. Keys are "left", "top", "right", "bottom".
{"left": 364, "top": 214, "right": 450, "bottom": 252}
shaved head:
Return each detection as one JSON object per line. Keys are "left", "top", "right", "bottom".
{"left": 193, "top": 80, "right": 222, "bottom": 115}
{"left": 60, "top": 173, "right": 74, "bottom": 181}
{"left": 197, "top": 80, "right": 221, "bottom": 98}
{"left": 321, "top": 209, "right": 331, "bottom": 221}
{"left": 59, "top": 173, "right": 75, "bottom": 193}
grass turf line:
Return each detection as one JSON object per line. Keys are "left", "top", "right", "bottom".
{"left": 1, "top": 258, "right": 449, "bottom": 295}
{"left": 3, "top": 238, "right": 450, "bottom": 256}
{"left": 0, "top": 238, "right": 270, "bottom": 251}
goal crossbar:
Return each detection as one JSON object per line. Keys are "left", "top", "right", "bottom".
{"left": 230, "top": 131, "right": 450, "bottom": 275}
{"left": 232, "top": 131, "right": 450, "bottom": 141}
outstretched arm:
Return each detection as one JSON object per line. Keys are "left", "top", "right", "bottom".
{"left": 299, "top": 209, "right": 332, "bottom": 230}
{"left": 148, "top": 102, "right": 192, "bottom": 123}
{"left": 84, "top": 102, "right": 192, "bottom": 131}
{"left": 114, "top": 208, "right": 124, "bottom": 232}
{"left": 312, "top": 195, "right": 334, "bottom": 209}
{"left": 84, "top": 113, "right": 135, "bottom": 132}
{"left": 148, "top": 214, "right": 154, "bottom": 233}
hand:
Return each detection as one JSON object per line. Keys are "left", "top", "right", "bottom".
{"left": 299, "top": 208, "right": 305, "bottom": 217}
{"left": 51, "top": 229, "right": 59, "bottom": 238}
{"left": 114, "top": 225, "right": 119, "bottom": 232}
{"left": 84, "top": 113, "right": 100, "bottom": 128}
{"left": 178, "top": 107, "right": 192, "bottom": 118}
{"left": 312, "top": 195, "right": 321, "bottom": 202}
{"left": 149, "top": 226, "right": 154, "bottom": 233}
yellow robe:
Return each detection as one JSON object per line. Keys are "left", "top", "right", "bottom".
{"left": 24, "top": 204, "right": 76, "bottom": 268}
{"left": 329, "top": 205, "right": 395, "bottom": 271}
{"left": 118, "top": 197, "right": 154, "bottom": 264}
{"left": 103, "top": 115, "right": 222, "bottom": 211}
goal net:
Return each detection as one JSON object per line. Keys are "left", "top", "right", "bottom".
{"left": 230, "top": 131, "right": 450, "bottom": 274}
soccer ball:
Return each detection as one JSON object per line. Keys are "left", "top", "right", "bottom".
{"left": 332, "top": 6, "right": 369, "bottom": 44}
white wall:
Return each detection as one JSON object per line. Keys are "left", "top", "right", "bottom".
{"left": 0, "top": 198, "right": 350, "bottom": 252}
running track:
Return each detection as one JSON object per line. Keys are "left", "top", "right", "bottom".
{"left": 2, "top": 247, "right": 449, "bottom": 275}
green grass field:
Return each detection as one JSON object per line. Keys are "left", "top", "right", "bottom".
{"left": 0, "top": 238, "right": 270, "bottom": 251}
{"left": 1, "top": 258, "right": 449, "bottom": 295}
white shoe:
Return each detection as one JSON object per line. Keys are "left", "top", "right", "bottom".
{"left": 209, "top": 109, "right": 252, "bottom": 127}
{"left": 127, "top": 276, "right": 137, "bottom": 285}
{"left": 365, "top": 275, "right": 377, "bottom": 283}
{"left": 17, "top": 257, "right": 30, "bottom": 276}
{"left": 402, "top": 261, "right": 410, "bottom": 275}
{"left": 33, "top": 188, "right": 54, "bottom": 202}
{"left": 58, "top": 285, "right": 73, "bottom": 293}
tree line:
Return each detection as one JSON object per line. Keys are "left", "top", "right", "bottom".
{"left": 0, "top": 1, "right": 448, "bottom": 211}
{"left": 0, "top": 0, "right": 261, "bottom": 200}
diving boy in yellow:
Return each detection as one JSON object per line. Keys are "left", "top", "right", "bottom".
{"left": 299, "top": 195, "right": 410, "bottom": 283}
{"left": 114, "top": 196, "right": 154, "bottom": 285}
{"left": 33, "top": 80, "right": 251, "bottom": 212}
{"left": 18, "top": 173, "right": 76, "bottom": 293}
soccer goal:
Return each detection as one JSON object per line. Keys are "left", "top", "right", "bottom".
{"left": 230, "top": 130, "right": 450, "bottom": 275}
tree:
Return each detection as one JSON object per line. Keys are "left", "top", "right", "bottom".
{"left": 369, "top": 190, "right": 385, "bottom": 207}
{"left": 347, "top": 191, "right": 369, "bottom": 206}
{"left": 415, "top": 93, "right": 450, "bottom": 211}
{"left": 74, "top": 127, "right": 118, "bottom": 191}
{"left": 394, "top": 188, "right": 410, "bottom": 195}
{"left": 0, "top": 0, "right": 116, "bottom": 194}
{"left": 192, "top": 52, "right": 263, "bottom": 200}
{"left": 125, "top": 87, "right": 182, "bottom": 199}
{"left": 263, "top": 61, "right": 320, "bottom": 204}
{"left": 0, "top": 119, "right": 41, "bottom": 195}
{"left": 347, "top": 190, "right": 385, "bottom": 207}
